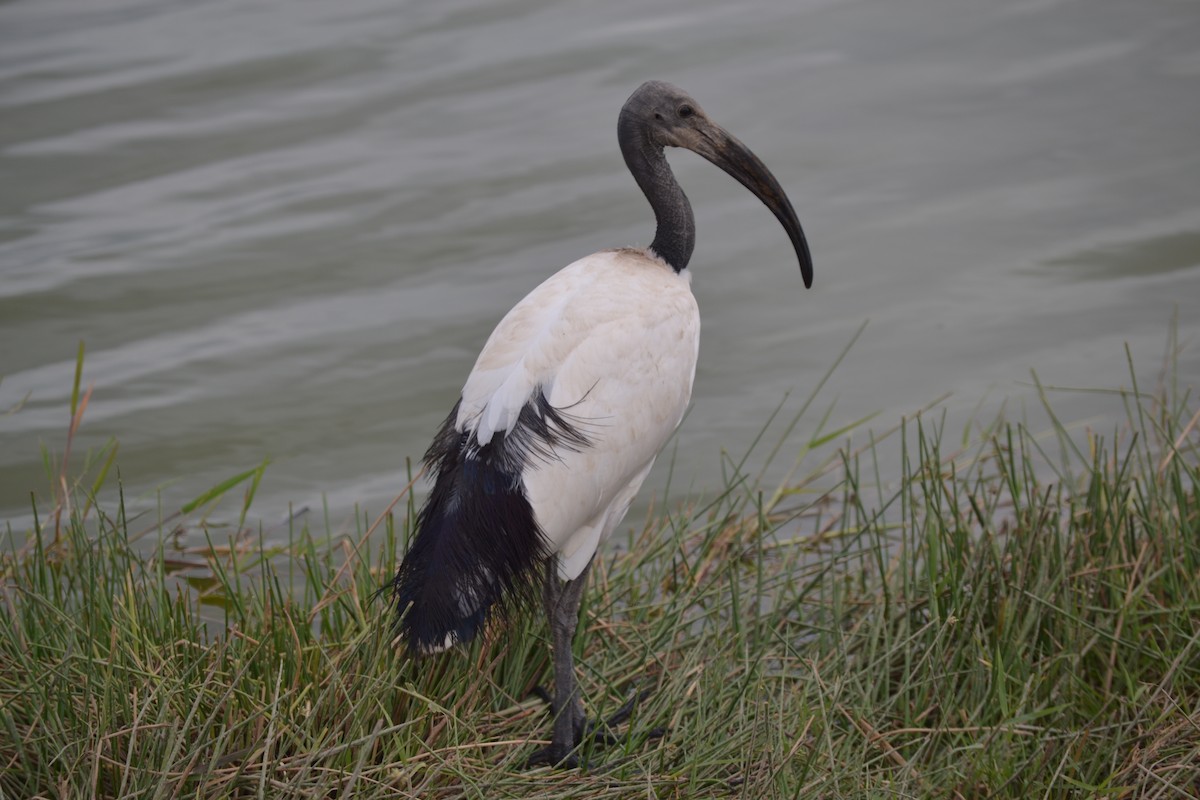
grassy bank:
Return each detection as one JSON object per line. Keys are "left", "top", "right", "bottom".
{"left": 2, "top": 349, "right": 1198, "bottom": 798}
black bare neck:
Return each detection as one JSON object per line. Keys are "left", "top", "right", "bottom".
{"left": 617, "top": 111, "right": 694, "bottom": 272}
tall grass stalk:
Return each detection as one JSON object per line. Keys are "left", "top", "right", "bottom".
{"left": 1, "top": 346, "right": 1197, "bottom": 798}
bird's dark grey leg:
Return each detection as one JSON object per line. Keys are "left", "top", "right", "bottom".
{"left": 529, "top": 556, "right": 592, "bottom": 767}
{"left": 527, "top": 556, "right": 666, "bottom": 769}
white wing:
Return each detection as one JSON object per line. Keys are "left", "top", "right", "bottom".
{"left": 456, "top": 249, "right": 700, "bottom": 579}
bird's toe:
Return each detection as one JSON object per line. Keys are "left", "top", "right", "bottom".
{"left": 583, "top": 687, "right": 665, "bottom": 746}
{"left": 529, "top": 684, "right": 663, "bottom": 750}
{"left": 525, "top": 744, "right": 581, "bottom": 770}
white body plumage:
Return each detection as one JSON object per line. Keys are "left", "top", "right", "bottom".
{"left": 457, "top": 247, "right": 700, "bottom": 579}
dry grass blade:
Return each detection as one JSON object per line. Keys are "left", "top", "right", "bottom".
{"left": 1, "top": 337, "right": 1197, "bottom": 797}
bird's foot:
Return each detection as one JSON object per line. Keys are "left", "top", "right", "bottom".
{"left": 525, "top": 743, "right": 580, "bottom": 769}
{"left": 580, "top": 687, "right": 666, "bottom": 746}
{"left": 526, "top": 685, "right": 665, "bottom": 768}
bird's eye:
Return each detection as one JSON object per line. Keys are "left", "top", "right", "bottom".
{"left": 678, "top": 104, "right": 694, "bottom": 118}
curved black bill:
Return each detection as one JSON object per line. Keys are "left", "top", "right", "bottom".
{"left": 694, "top": 125, "right": 813, "bottom": 288}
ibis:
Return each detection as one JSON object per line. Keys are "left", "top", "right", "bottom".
{"left": 389, "top": 80, "right": 812, "bottom": 767}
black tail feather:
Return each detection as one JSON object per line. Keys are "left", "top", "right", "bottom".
{"left": 390, "top": 402, "right": 553, "bottom": 654}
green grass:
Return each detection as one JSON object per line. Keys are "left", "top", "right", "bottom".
{"left": 2, "top": 342, "right": 1198, "bottom": 798}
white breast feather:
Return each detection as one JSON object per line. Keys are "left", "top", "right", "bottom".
{"left": 455, "top": 249, "right": 701, "bottom": 577}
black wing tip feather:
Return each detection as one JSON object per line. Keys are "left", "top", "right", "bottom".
{"left": 390, "top": 389, "right": 594, "bottom": 655}
{"left": 389, "top": 476, "right": 549, "bottom": 654}
{"left": 389, "top": 480, "right": 547, "bottom": 654}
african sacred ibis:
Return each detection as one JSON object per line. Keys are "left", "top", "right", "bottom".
{"left": 389, "top": 80, "right": 812, "bottom": 767}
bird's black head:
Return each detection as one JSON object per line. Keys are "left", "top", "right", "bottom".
{"left": 619, "top": 81, "right": 813, "bottom": 288}
{"left": 619, "top": 80, "right": 714, "bottom": 151}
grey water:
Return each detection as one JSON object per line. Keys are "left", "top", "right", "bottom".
{"left": 2, "top": 0, "right": 1199, "bottom": 535}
